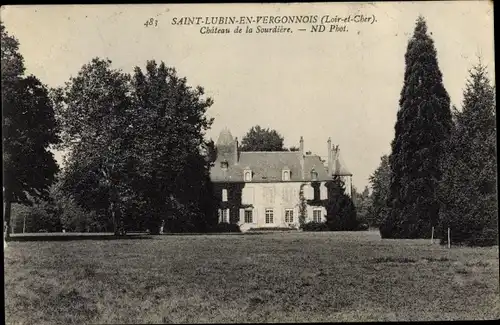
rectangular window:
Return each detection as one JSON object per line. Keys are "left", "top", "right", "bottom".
{"left": 222, "top": 189, "right": 228, "bottom": 202}
{"left": 242, "top": 187, "right": 254, "bottom": 204}
{"left": 265, "top": 209, "right": 274, "bottom": 224}
{"left": 264, "top": 187, "right": 275, "bottom": 205}
{"left": 285, "top": 209, "right": 294, "bottom": 223}
{"left": 244, "top": 209, "right": 253, "bottom": 223}
{"left": 221, "top": 208, "right": 230, "bottom": 223}
{"left": 282, "top": 187, "right": 293, "bottom": 203}
{"left": 313, "top": 209, "right": 322, "bottom": 223}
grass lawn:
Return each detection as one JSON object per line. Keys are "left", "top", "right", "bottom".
{"left": 4, "top": 231, "right": 499, "bottom": 324}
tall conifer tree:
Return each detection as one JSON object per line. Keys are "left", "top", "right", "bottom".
{"left": 381, "top": 17, "right": 452, "bottom": 238}
{"left": 368, "top": 155, "right": 391, "bottom": 227}
{"left": 438, "top": 61, "right": 497, "bottom": 246}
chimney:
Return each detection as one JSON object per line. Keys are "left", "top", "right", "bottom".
{"left": 327, "top": 137, "right": 332, "bottom": 174}
{"left": 333, "top": 145, "right": 339, "bottom": 174}
{"left": 299, "top": 136, "right": 305, "bottom": 179}
{"left": 234, "top": 137, "right": 239, "bottom": 165}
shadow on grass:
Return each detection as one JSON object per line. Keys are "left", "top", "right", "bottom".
{"left": 372, "top": 256, "right": 417, "bottom": 264}
{"left": 5, "top": 231, "right": 276, "bottom": 242}
{"left": 7, "top": 233, "right": 153, "bottom": 242}
{"left": 161, "top": 231, "right": 273, "bottom": 236}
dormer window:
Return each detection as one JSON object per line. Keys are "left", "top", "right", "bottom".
{"left": 221, "top": 160, "right": 228, "bottom": 170}
{"left": 244, "top": 167, "right": 252, "bottom": 182}
{"left": 311, "top": 168, "right": 318, "bottom": 181}
{"left": 282, "top": 167, "right": 291, "bottom": 181}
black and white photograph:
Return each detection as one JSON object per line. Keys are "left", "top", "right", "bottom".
{"left": 2, "top": 2, "right": 497, "bottom": 323}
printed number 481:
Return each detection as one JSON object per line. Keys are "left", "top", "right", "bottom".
{"left": 145, "top": 18, "right": 158, "bottom": 27}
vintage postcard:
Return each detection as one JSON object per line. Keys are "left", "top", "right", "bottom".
{"left": 2, "top": 2, "right": 497, "bottom": 324}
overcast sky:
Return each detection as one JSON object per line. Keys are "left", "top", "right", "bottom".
{"left": 1, "top": 2, "right": 494, "bottom": 190}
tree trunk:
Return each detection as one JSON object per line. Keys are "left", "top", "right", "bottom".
{"left": 149, "top": 223, "right": 160, "bottom": 235}
{"left": 111, "top": 201, "right": 118, "bottom": 236}
{"left": 147, "top": 208, "right": 161, "bottom": 235}
{"left": 111, "top": 200, "right": 126, "bottom": 236}
{"left": 118, "top": 206, "right": 126, "bottom": 236}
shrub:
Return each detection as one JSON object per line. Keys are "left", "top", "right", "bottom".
{"left": 325, "top": 176, "right": 359, "bottom": 231}
{"left": 467, "top": 229, "right": 498, "bottom": 247}
{"left": 356, "top": 223, "right": 369, "bottom": 231}
{"left": 302, "top": 221, "right": 329, "bottom": 232}
{"left": 247, "top": 227, "right": 295, "bottom": 232}
{"left": 11, "top": 202, "right": 62, "bottom": 233}
{"left": 209, "top": 223, "right": 241, "bottom": 233}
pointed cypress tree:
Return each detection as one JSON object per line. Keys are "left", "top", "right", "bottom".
{"left": 368, "top": 155, "right": 391, "bottom": 227}
{"left": 381, "top": 17, "right": 452, "bottom": 239}
{"left": 325, "top": 176, "right": 358, "bottom": 231}
{"left": 438, "top": 61, "right": 497, "bottom": 246}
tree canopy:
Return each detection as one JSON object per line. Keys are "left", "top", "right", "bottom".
{"left": 54, "top": 58, "right": 133, "bottom": 235}
{"left": 352, "top": 186, "right": 371, "bottom": 226}
{"left": 240, "top": 125, "right": 286, "bottom": 151}
{"left": 55, "top": 58, "right": 216, "bottom": 235}
{"left": 2, "top": 23, "right": 60, "bottom": 238}
{"left": 129, "top": 61, "right": 216, "bottom": 233}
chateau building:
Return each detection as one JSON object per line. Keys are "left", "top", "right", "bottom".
{"left": 210, "top": 128, "right": 352, "bottom": 231}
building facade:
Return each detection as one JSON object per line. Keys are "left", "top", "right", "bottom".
{"left": 210, "top": 129, "right": 352, "bottom": 231}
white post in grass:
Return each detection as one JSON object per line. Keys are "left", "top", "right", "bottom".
{"left": 447, "top": 227, "right": 451, "bottom": 249}
{"left": 431, "top": 226, "right": 434, "bottom": 244}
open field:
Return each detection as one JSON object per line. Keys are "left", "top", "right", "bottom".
{"left": 4, "top": 231, "right": 499, "bottom": 324}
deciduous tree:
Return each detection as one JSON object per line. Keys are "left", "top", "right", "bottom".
{"left": 240, "top": 125, "right": 285, "bottom": 151}
{"left": 352, "top": 186, "right": 371, "bottom": 226}
{"left": 2, "top": 23, "right": 60, "bottom": 239}
{"left": 54, "top": 58, "right": 133, "bottom": 235}
{"left": 130, "top": 61, "right": 215, "bottom": 233}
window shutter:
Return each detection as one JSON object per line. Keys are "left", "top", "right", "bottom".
{"left": 239, "top": 209, "right": 244, "bottom": 224}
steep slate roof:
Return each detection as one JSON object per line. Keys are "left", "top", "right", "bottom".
{"left": 209, "top": 129, "right": 352, "bottom": 182}
{"left": 210, "top": 151, "right": 331, "bottom": 183}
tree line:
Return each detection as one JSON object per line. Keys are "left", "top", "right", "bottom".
{"left": 3, "top": 20, "right": 357, "bottom": 236}
{"left": 2, "top": 22, "right": 218, "bottom": 237}
{"left": 366, "top": 17, "right": 496, "bottom": 246}
{"left": 4, "top": 17, "right": 494, "bottom": 244}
